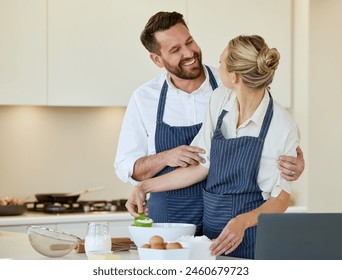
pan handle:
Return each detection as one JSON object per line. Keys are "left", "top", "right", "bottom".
{"left": 67, "top": 186, "right": 105, "bottom": 196}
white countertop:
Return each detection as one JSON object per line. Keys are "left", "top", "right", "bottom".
{"left": 0, "top": 230, "right": 137, "bottom": 260}
{"left": 0, "top": 211, "right": 133, "bottom": 227}
{"left": 0, "top": 230, "right": 238, "bottom": 260}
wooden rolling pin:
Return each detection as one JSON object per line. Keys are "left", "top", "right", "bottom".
{"left": 75, "top": 237, "right": 134, "bottom": 253}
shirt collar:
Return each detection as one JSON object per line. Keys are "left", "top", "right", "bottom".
{"left": 222, "top": 90, "right": 270, "bottom": 128}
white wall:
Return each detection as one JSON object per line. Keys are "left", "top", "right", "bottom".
{"left": 0, "top": 106, "right": 132, "bottom": 201}
{"left": 291, "top": 0, "right": 310, "bottom": 207}
{"left": 306, "top": 0, "right": 342, "bottom": 212}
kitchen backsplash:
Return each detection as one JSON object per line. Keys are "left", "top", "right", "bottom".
{"left": 0, "top": 106, "right": 132, "bottom": 201}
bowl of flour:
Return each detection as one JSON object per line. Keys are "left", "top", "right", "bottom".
{"left": 176, "top": 235, "right": 215, "bottom": 260}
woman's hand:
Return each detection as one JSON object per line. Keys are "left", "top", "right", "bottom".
{"left": 278, "top": 146, "right": 305, "bottom": 181}
{"left": 210, "top": 218, "right": 245, "bottom": 256}
{"left": 125, "top": 183, "right": 147, "bottom": 217}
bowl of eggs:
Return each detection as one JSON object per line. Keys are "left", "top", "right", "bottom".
{"left": 138, "top": 235, "right": 190, "bottom": 260}
{"left": 129, "top": 223, "right": 196, "bottom": 247}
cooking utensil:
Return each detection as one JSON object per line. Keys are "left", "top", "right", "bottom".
{"left": 35, "top": 193, "right": 80, "bottom": 203}
{"left": 35, "top": 186, "right": 105, "bottom": 203}
{"left": 75, "top": 237, "right": 134, "bottom": 253}
{"left": 27, "top": 226, "right": 81, "bottom": 258}
{"left": 0, "top": 205, "right": 26, "bottom": 216}
{"left": 67, "top": 186, "right": 105, "bottom": 196}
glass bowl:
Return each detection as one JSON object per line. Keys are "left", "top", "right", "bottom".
{"left": 27, "top": 226, "right": 81, "bottom": 258}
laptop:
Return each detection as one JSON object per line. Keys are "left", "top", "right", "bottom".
{"left": 255, "top": 213, "right": 342, "bottom": 260}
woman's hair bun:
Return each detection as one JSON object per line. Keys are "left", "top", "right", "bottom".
{"left": 257, "top": 47, "right": 280, "bottom": 73}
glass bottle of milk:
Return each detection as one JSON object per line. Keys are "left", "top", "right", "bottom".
{"left": 85, "top": 221, "right": 111, "bottom": 255}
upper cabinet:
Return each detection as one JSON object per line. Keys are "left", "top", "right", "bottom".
{"left": 0, "top": 0, "right": 292, "bottom": 107}
{"left": 0, "top": 0, "right": 186, "bottom": 106}
{"left": 0, "top": 0, "right": 47, "bottom": 105}
{"left": 48, "top": 0, "right": 187, "bottom": 106}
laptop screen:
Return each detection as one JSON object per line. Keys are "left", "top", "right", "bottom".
{"left": 255, "top": 213, "right": 342, "bottom": 260}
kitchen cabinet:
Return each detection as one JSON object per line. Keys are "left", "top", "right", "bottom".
{"left": 48, "top": 0, "right": 187, "bottom": 106}
{"left": 0, "top": 0, "right": 186, "bottom": 106}
{"left": 0, "top": 0, "right": 47, "bottom": 105}
{"left": 1, "top": 0, "right": 293, "bottom": 107}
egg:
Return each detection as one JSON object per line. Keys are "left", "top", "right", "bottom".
{"left": 149, "top": 235, "right": 164, "bottom": 245}
{"left": 150, "top": 243, "right": 165, "bottom": 250}
{"left": 165, "top": 242, "right": 183, "bottom": 249}
{"left": 141, "top": 243, "right": 151, "bottom": 248}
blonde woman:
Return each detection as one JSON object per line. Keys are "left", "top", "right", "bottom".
{"left": 126, "top": 35, "right": 300, "bottom": 259}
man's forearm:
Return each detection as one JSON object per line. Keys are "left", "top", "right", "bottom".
{"left": 132, "top": 153, "right": 167, "bottom": 181}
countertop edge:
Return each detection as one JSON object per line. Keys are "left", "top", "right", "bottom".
{"left": 0, "top": 211, "right": 133, "bottom": 227}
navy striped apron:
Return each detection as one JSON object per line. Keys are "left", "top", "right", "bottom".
{"left": 204, "top": 93, "right": 273, "bottom": 259}
{"left": 147, "top": 66, "right": 218, "bottom": 235}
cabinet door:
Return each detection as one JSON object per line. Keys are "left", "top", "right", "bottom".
{"left": 0, "top": 0, "right": 47, "bottom": 105}
{"left": 188, "top": 0, "right": 292, "bottom": 108}
{"left": 48, "top": 0, "right": 186, "bottom": 106}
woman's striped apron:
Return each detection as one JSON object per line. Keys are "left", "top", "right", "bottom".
{"left": 204, "top": 93, "right": 273, "bottom": 258}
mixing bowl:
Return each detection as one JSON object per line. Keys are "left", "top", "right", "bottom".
{"left": 129, "top": 223, "right": 196, "bottom": 247}
{"left": 27, "top": 226, "right": 81, "bottom": 258}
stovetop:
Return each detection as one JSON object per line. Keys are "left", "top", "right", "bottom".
{"left": 25, "top": 199, "right": 127, "bottom": 214}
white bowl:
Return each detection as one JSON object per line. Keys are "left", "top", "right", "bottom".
{"left": 138, "top": 247, "right": 190, "bottom": 260}
{"left": 129, "top": 223, "right": 196, "bottom": 247}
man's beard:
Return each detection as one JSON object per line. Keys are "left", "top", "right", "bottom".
{"left": 163, "top": 51, "right": 204, "bottom": 80}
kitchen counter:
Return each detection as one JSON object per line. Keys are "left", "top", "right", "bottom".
{"left": 0, "top": 230, "right": 238, "bottom": 260}
{"left": 0, "top": 230, "right": 137, "bottom": 260}
{"left": 0, "top": 211, "right": 132, "bottom": 227}
{"left": 0, "top": 205, "right": 307, "bottom": 228}
{"left": 0, "top": 206, "right": 306, "bottom": 236}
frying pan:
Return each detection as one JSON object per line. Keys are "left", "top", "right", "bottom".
{"left": 35, "top": 193, "right": 80, "bottom": 204}
{"left": 35, "top": 186, "right": 105, "bottom": 204}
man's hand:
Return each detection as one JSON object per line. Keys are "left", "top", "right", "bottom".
{"left": 162, "top": 145, "right": 206, "bottom": 168}
{"left": 125, "top": 184, "right": 147, "bottom": 217}
{"left": 132, "top": 145, "right": 206, "bottom": 181}
{"left": 278, "top": 146, "right": 305, "bottom": 181}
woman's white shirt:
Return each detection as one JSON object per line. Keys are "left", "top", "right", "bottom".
{"left": 191, "top": 86, "right": 300, "bottom": 200}
{"left": 114, "top": 66, "right": 220, "bottom": 186}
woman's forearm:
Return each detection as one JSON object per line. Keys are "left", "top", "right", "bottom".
{"left": 235, "top": 190, "right": 291, "bottom": 230}
{"left": 140, "top": 164, "right": 208, "bottom": 193}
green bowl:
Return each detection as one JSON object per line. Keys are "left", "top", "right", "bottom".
{"left": 133, "top": 214, "right": 153, "bottom": 227}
